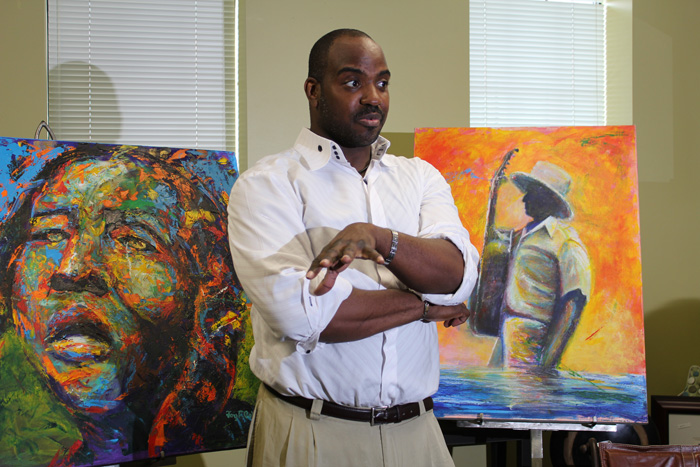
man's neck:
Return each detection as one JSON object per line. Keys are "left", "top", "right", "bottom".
{"left": 524, "top": 217, "right": 546, "bottom": 234}
{"left": 525, "top": 215, "right": 558, "bottom": 236}
{"left": 342, "top": 145, "right": 373, "bottom": 173}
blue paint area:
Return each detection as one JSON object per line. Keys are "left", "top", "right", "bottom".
{"left": 226, "top": 409, "right": 253, "bottom": 432}
{"left": 41, "top": 242, "right": 66, "bottom": 266}
{"left": 0, "top": 138, "right": 239, "bottom": 226}
{"left": 0, "top": 139, "right": 69, "bottom": 218}
{"left": 443, "top": 168, "right": 484, "bottom": 184}
{"left": 0, "top": 139, "right": 67, "bottom": 182}
{"left": 435, "top": 366, "right": 648, "bottom": 423}
{"left": 153, "top": 183, "right": 179, "bottom": 210}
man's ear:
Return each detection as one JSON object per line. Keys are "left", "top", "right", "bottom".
{"left": 304, "top": 77, "right": 320, "bottom": 109}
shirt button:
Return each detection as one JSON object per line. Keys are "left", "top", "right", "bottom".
{"left": 317, "top": 145, "right": 322, "bottom": 152}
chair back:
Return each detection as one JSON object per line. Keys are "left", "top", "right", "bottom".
{"left": 599, "top": 441, "right": 700, "bottom": 466}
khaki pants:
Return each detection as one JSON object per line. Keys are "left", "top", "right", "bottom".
{"left": 246, "top": 385, "right": 455, "bottom": 467}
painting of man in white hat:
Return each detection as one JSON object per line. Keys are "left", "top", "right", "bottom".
{"left": 490, "top": 160, "right": 592, "bottom": 370}
{"left": 415, "top": 125, "right": 645, "bottom": 425}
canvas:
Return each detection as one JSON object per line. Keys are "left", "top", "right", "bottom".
{"left": 0, "top": 138, "right": 257, "bottom": 467}
{"left": 415, "top": 126, "right": 647, "bottom": 424}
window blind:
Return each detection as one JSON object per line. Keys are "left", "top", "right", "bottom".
{"left": 470, "top": 0, "right": 606, "bottom": 127}
{"left": 47, "top": 0, "right": 238, "bottom": 153}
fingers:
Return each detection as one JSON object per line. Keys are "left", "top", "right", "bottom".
{"left": 426, "top": 303, "right": 469, "bottom": 327}
{"left": 443, "top": 314, "right": 468, "bottom": 328}
{"left": 306, "top": 224, "right": 383, "bottom": 286}
{"left": 306, "top": 252, "right": 353, "bottom": 280}
{"left": 312, "top": 269, "right": 339, "bottom": 296}
{"left": 307, "top": 246, "right": 358, "bottom": 295}
{"left": 318, "top": 240, "right": 381, "bottom": 265}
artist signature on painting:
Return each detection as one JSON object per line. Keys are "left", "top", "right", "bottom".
{"left": 226, "top": 409, "right": 253, "bottom": 431}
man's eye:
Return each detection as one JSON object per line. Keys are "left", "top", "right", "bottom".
{"left": 119, "top": 235, "right": 155, "bottom": 252}
{"left": 378, "top": 80, "right": 389, "bottom": 89}
{"left": 31, "top": 229, "right": 69, "bottom": 244}
{"left": 345, "top": 80, "right": 360, "bottom": 88}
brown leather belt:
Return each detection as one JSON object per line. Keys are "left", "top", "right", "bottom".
{"left": 264, "top": 384, "right": 433, "bottom": 425}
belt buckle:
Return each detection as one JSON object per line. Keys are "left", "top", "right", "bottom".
{"left": 370, "top": 406, "right": 388, "bottom": 426}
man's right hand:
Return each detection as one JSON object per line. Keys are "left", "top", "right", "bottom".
{"left": 424, "top": 302, "right": 470, "bottom": 328}
{"left": 306, "top": 223, "right": 388, "bottom": 295}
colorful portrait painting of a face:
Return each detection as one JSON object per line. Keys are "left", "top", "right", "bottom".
{"left": 416, "top": 126, "right": 647, "bottom": 424}
{"left": 0, "top": 138, "right": 257, "bottom": 467}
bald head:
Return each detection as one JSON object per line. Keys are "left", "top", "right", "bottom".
{"left": 308, "top": 29, "right": 374, "bottom": 81}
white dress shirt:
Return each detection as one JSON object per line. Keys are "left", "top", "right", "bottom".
{"left": 227, "top": 128, "right": 479, "bottom": 408}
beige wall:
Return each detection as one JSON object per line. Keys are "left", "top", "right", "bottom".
{"left": 0, "top": 0, "right": 47, "bottom": 139}
{"left": 633, "top": 0, "right": 700, "bottom": 400}
{"left": 243, "top": 0, "right": 470, "bottom": 168}
{"left": 1, "top": 1, "right": 699, "bottom": 466}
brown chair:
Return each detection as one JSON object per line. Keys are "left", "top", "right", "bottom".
{"left": 598, "top": 441, "right": 700, "bottom": 466}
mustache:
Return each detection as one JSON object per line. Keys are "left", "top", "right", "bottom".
{"left": 355, "top": 105, "right": 384, "bottom": 120}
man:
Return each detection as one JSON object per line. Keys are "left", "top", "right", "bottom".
{"left": 490, "top": 161, "right": 592, "bottom": 370}
{"left": 0, "top": 147, "right": 251, "bottom": 466}
{"left": 227, "top": 29, "right": 479, "bottom": 466}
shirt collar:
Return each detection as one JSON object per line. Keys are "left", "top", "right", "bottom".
{"left": 523, "top": 216, "right": 558, "bottom": 238}
{"left": 294, "top": 128, "right": 392, "bottom": 171}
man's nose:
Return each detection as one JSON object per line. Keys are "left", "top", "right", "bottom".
{"left": 360, "top": 85, "right": 382, "bottom": 107}
{"left": 52, "top": 230, "right": 109, "bottom": 296}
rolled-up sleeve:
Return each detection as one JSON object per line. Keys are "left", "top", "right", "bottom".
{"left": 413, "top": 158, "right": 480, "bottom": 306}
{"left": 227, "top": 167, "right": 350, "bottom": 352}
{"left": 560, "top": 238, "right": 591, "bottom": 300}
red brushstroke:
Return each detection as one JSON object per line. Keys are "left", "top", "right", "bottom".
{"left": 585, "top": 326, "right": 604, "bottom": 341}
{"left": 48, "top": 439, "right": 83, "bottom": 467}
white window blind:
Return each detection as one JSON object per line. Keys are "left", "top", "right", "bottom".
{"left": 47, "top": 0, "right": 238, "bottom": 153}
{"left": 470, "top": 0, "right": 606, "bottom": 127}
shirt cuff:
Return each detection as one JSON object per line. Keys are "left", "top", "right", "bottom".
{"left": 420, "top": 229, "right": 479, "bottom": 306}
{"left": 295, "top": 273, "right": 353, "bottom": 354}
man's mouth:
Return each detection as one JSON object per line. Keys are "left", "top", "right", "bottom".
{"left": 45, "top": 310, "right": 115, "bottom": 363}
{"left": 356, "top": 111, "right": 383, "bottom": 127}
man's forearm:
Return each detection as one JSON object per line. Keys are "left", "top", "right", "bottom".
{"left": 320, "top": 289, "right": 421, "bottom": 342}
{"left": 374, "top": 227, "right": 465, "bottom": 294}
{"left": 320, "top": 288, "right": 468, "bottom": 343}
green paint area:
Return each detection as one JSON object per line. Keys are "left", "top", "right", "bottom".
{"left": 232, "top": 307, "right": 260, "bottom": 404}
{"left": 0, "top": 332, "right": 82, "bottom": 465}
{"left": 580, "top": 132, "right": 625, "bottom": 146}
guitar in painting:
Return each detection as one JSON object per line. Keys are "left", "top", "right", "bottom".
{"left": 469, "top": 148, "right": 518, "bottom": 336}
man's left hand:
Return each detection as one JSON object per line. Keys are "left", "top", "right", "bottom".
{"left": 306, "top": 223, "right": 387, "bottom": 295}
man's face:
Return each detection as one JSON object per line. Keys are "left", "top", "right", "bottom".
{"left": 522, "top": 186, "right": 556, "bottom": 222}
{"left": 10, "top": 157, "right": 197, "bottom": 414}
{"left": 314, "top": 35, "right": 390, "bottom": 149}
